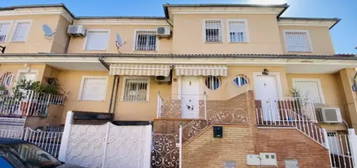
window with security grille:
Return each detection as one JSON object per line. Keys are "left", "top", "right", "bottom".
{"left": 205, "top": 20, "right": 222, "bottom": 42}
{"left": 12, "top": 22, "right": 30, "bottom": 42}
{"left": 123, "top": 78, "right": 149, "bottom": 102}
{"left": 284, "top": 31, "right": 311, "bottom": 52}
{"left": 135, "top": 31, "right": 156, "bottom": 51}
{"left": 0, "top": 23, "right": 10, "bottom": 43}
{"left": 228, "top": 21, "right": 247, "bottom": 42}
{"left": 205, "top": 76, "right": 221, "bottom": 90}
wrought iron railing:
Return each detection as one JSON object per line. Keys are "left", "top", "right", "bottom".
{"left": 255, "top": 97, "right": 326, "bottom": 146}
{"left": 0, "top": 90, "right": 65, "bottom": 117}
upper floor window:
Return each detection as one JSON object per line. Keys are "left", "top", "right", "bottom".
{"left": 205, "top": 20, "right": 222, "bottom": 42}
{"left": 284, "top": 30, "right": 312, "bottom": 52}
{"left": 12, "top": 22, "right": 30, "bottom": 42}
{"left": 228, "top": 20, "right": 247, "bottom": 43}
{"left": 0, "top": 23, "right": 10, "bottom": 43}
{"left": 85, "top": 30, "right": 110, "bottom": 51}
{"left": 135, "top": 31, "right": 156, "bottom": 51}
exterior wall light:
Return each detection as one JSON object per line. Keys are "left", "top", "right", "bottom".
{"left": 262, "top": 68, "right": 269, "bottom": 75}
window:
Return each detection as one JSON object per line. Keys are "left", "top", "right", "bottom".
{"left": 0, "top": 23, "right": 10, "bottom": 43}
{"left": 18, "top": 72, "right": 37, "bottom": 81}
{"left": 233, "top": 75, "right": 248, "bottom": 87}
{"left": 285, "top": 159, "right": 299, "bottom": 168}
{"left": 85, "top": 30, "right": 110, "bottom": 50}
{"left": 228, "top": 20, "right": 247, "bottom": 42}
{"left": 284, "top": 31, "right": 311, "bottom": 52}
{"left": 123, "top": 78, "right": 149, "bottom": 102}
{"left": 205, "top": 20, "right": 222, "bottom": 42}
{"left": 79, "top": 77, "right": 107, "bottom": 101}
{"left": 11, "top": 22, "right": 30, "bottom": 42}
{"left": 135, "top": 31, "right": 156, "bottom": 51}
{"left": 293, "top": 79, "right": 324, "bottom": 104}
{"left": 205, "top": 76, "right": 221, "bottom": 90}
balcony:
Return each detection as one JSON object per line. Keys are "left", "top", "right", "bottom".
{"left": 0, "top": 90, "right": 65, "bottom": 117}
{"left": 255, "top": 97, "right": 326, "bottom": 146}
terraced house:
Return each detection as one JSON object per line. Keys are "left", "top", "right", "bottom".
{"left": 0, "top": 3, "right": 357, "bottom": 168}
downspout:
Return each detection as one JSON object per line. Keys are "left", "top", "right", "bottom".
{"left": 98, "top": 57, "right": 119, "bottom": 115}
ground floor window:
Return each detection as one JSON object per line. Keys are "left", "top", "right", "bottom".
{"left": 79, "top": 76, "right": 107, "bottom": 101}
{"left": 123, "top": 77, "right": 149, "bottom": 102}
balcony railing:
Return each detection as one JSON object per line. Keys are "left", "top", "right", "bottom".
{"left": 157, "top": 94, "right": 207, "bottom": 120}
{"left": 0, "top": 90, "right": 65, "bottom": 117}
{"left": 255, "top": 97, "right": 326, "bottom": 146}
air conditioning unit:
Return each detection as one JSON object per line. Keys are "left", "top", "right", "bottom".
{"left": 157, "top": 26, "right": 171, "bottom": 37}
{"left": 155, "top": 75, "right": 171, "bottom": 82}
{"left": 67, "top": 25, "right": 86, "bottom": 37}
{"left": 316, "top": 107, "right": 342, "bottom": 123}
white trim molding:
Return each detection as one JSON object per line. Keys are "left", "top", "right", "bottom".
{"left": 226, "top": 19, "right": 249, "bottom": 43}
{"left": 202, "top": 19, "right": 224, "bottom": 43}
{"left": 10, "top": 20, "right": 32, "bottom": 42}
{"left": 83, "top": 29, "right": 111, "bottom": 51}
{"left": 292, "top": 78, "right": 326, "bottom": 104}
{"left": 278, "top": 19, "right": 337, "bottom": 28}
{"left": 283, "top": 30, "right": 313, "bottom": 53}
{"left": 74, "top": 19, "right": 169, "bottom": 26}
{"left": 78, "top": 76, "right": 108, "bottom": 101}
{"left": 121, "top": 76, "right": 151, "bottom": 102}
{"left": 0, "top": 7, "right": 73, "bottom": 22}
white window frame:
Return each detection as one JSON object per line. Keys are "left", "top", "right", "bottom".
{"left": 16, "top": 69, "right": 39, "bottom": 82}
{"left": 292, "top": 78, "right": 325, "bottom": 104}
{"left": 226, "top": 19, "right": 249, "bottom": 43}
{"left": 121, "top": 76, "right": 150, "bottom": 102}
{"left": 133, "top": 29, "right": 158, "bottom": 51}
{"left": 202, "top": 19, "right": 224, "bottom": 43}
{"left": 283, "top": 30, "right": 313, "bottom": 52}
{"left": 10, "top": 20, "right": 32, "bottom": 42}
{"left": 83, "top": 29, "right": 110, "bottom": 51}
{"left": 0, "top": 20, "right": 13, "bottom": 43}
{"left": 78, "top": 76, "right": 108, "bottom": 101}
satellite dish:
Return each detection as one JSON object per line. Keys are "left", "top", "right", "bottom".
{"left": 42, "top": 24, "right": 55, "bottom": 37}
{"left": 115, "top": 33, "right": 125, "bottom": 48}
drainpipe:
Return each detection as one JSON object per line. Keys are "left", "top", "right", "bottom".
{"left": 98, "top": 57, "right": 119, "bottom": 115}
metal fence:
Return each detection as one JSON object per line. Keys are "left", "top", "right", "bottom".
{"left": 0, "top": 127, "right": 63, "bottom": 158}
{"left": 0, "top": 90, "right": 65, "bottom": 117}
{"left": 327, "top": 132, "right": 354, "bottom": 168}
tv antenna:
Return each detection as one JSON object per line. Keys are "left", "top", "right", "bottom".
{"left": 115, "top": 33, "right": 125, "bottom": 48}
{"left": 42, "top": 24, "right": 56, "bottom": 37}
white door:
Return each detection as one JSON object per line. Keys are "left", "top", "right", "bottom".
{"left": 181, "top": 77, "right": 200, "bottom": 119}
{"left": 294, "top": 79, "right": 324, "bottom": 104}
{"left": 254, "top": 74, "right": 280, "bottom": 121}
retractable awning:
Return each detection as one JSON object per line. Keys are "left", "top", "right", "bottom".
{"left": 109, "top": 64, "right": 171, "bottom": 76}
{"left": 175, "top": 64, "right": 228, "bottom": 76}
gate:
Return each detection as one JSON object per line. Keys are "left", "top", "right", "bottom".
{"left": 327, "top": 131, "right": 354, "bottom": 168}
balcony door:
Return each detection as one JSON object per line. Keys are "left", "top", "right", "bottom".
{"left": 254, "top": 73, "right": 281, "bottom": 121}
{"left": 181, "top": 77, "right": 200, "bottom": 119}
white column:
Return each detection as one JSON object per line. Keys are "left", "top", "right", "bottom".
{"left": 58, "top": 111, "right": 74, "bottom": 162}
{"left": 348, "top": 129, "right": 357, "bottom": 167}
{"left": 142, "top": 124, "right": 152, "bottom": 168}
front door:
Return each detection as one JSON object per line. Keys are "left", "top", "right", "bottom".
{"left": 181, "top": 77, "right": 200, "bottom": 119}
{"left": 254, "top": 74, "right": 280, "bottom": 121}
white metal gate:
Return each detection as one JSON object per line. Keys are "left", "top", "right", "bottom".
{"left": 327, "top": 131, "right": 355, "bottom": 168}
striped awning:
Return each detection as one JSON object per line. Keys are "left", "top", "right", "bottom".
{"left": 109, "top": 64, "right": 171, "bottom": 76}
{"left": 175, "top": 64, "right": 228, "bottom": 76}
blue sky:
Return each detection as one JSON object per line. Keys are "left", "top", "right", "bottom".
{"left": 0, "top": 0, "right": 356, "bottom": 54}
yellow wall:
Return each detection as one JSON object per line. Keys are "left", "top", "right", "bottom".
{"left": 56, "top": 70, "right": 113, "bottom": 121}
{"left": 0, "top": 63, "right": 47, "bottom": 83}
{"left": 279, "top": 26, "right": 335, "bottom": 55}
{"left": 67, "top": 24, "right": 172, "bottom": 54}
{"left": 0, "top": 14, "right": 70, "bottom": 53}
{"left": 172, "top": 14, "right": 284, "bottom": 54}
{"left": 286, "top": 73, "right": 348, "bottom": 129}
{"left": 115, "top": 76, "right": 171, "bottom": 121}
